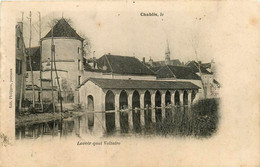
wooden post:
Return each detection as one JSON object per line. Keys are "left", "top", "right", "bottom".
{"left": 28, "top": 11, "right": 35, "bottom": 107}
{"left": 50, "top": 14, "right": 56, "bottom": 113}
{"left": 38, "top": 12, "right": 44, "bottom": 113}
{"left": 18, "top": 12, "right": 25, "bottom": 114}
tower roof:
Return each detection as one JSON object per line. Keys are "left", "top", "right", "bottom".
{"left": 165, "top": 39, "right": 170, "bottom": 54}
{"left": 43, "top": 18, "right": 84, "bottom": 41}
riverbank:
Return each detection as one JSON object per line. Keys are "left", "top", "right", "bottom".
{"left": 16, "top": 111, "right": 84, "bottom": 127}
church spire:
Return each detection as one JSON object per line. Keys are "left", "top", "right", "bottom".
{"left": 165, "top": 39, "right": 171, "bottom": 65}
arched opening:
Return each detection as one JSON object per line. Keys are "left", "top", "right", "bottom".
{"left": 132, "top": 90, "right": 141, "bottom": 131}
{"left": 144, "top": 90, "right": 152, "bottom": 128}
{"left": 191, "top": 90, "right": 196, "bottom": 104}
{"left": 174, "top": 91, "right": 180, "bottom": 106}
{"left": 87, "top": 95, "right": 94, "bottom": 128}
{"left": 183, "top": 90, "right": 188, "bottom": 106}
{"left": 165, "top": 90, "right": 171, "bottom": 105}
{"left": 119, "top": 90, "right": 128, "bottom": 132}
{"left": 165, "top": 90, "right": 172, "bottom": 122}
{"left": 155, "top": 90, "right": 162, "bottom": 122}
{"left": 105, "top": 90, "right": 115, "bottom": 132}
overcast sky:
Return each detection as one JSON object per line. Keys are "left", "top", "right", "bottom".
{"left": 18, "top": 2, "right": 223, "bottom": 64}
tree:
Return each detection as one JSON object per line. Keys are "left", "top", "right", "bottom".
{"left": 190, "top": 33, "right": 207, "bottom": 98}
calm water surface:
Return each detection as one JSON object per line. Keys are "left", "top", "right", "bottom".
{"left": 16, "top": 107, "right": 193, "bottom": 140}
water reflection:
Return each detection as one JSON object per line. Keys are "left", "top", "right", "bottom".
{"left": 15, "top": 107, "right": 194, "bottom": 140}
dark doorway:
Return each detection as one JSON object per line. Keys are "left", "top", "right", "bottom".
{"left": 105, "top": 90, "right": 115, "bottom": 132}
{"left": 183, "top": 90, "right": 188, "bottom": 106}
{"left": 165, "top": 90, "right": 172, "bottom": 122}
{"left": 155, "top": 90, "right": 162, "bottom": 122}
{"left": 87, "top": 95, "right": 94, "bottom": 128}
{"left": 132, "top": 90, "right": 141, "bottom": 132}
{"left": 144, "top": 90, "right": 152, "bottom": 128}
{"left": 119, "top": 90, "right": 128, "bottom": 132}
{"left": 174, "top": 91, "right": 180, "bottom": 106}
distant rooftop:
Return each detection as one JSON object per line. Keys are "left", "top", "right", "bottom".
{"left": 93, "top": 54, "right": 156, "bottom": 76}
{"left": 185, "top": 61, "right": 213, "bottom": 74}
{"left": 156, "top": 65, "right": 201, "bottom": 80}
{"left": 148, "top": 59, "right": 182, "bottom": 67}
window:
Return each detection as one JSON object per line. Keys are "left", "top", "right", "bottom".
{"left": 78, "top": 76, "right": 81, "bottom": 85}
{"left": 78, "top": 59, "right": 81, "bottom": 70}
{"left": 16, "top": 59, "right": 22, "bottom": 74}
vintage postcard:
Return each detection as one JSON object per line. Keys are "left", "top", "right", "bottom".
{"left": 0, "top": 1, "right": 259, "bottom": 167}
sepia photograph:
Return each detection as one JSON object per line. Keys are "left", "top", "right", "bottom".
{"left": 1, "top": 1, "right": 260, "bottom": 167}
{"left": 14, "top": 9, "right": 220, "bottom": 140}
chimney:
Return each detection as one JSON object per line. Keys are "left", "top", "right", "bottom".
{"left": 143, "top": 57, "right": 145, "bottom": 63}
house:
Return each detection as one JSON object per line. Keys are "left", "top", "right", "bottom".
{"left": 83, "top": 54, "right": 157, "bottom": 80}
{"left": 185, "top": 60, "right": 220, "bottom": 98}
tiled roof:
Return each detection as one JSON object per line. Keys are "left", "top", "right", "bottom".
{"left": 43, "top": 18, "right": 83, "bottom": 41}
{"left": 156, "top": 65, "right": 201, "bottom": 80}
{"left": 79, "top": 78, "right": 200, "bottom": 90}
{"left": 96, "top": 54, "right": 156, "bottom": 76}
{"left": 185, "top": 61, "right": 213, "bottom": 74}
{"left": 26, "top": 46, "right": 41, "bottom": 71}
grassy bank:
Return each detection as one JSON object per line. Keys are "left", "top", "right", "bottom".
{"left": 16, "top": 110, "right": 84, "bottom": 127}
{"left": 158, "top": 98, "right": 220, "bottom": 138}
{"left": 16, "top": 104, "right": 84, "bottom": 126}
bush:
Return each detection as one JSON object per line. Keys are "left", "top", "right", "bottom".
{"left": 191, "top": 98, "right": 219, "bottom": 137}
{"left": 158, "top": 98, "right": 220, "bottom": 137}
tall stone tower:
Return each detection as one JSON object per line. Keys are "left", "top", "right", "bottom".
{"left": 165, "top": 39, "right": 171, "bottom": 65}
{"left": 41, "top": 18, "right": 84, "bottom": 103}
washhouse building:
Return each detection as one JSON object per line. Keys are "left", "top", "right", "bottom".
{"left": 77, "top": 55, "right": 200, "bottom": 133}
